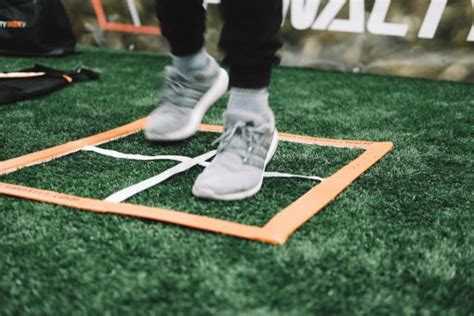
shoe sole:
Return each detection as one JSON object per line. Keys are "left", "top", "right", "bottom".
{"left": 192, "top": 130, "right": 279, "bottom": 201}
{"left": 144, "top": 68, "right": 229, "bottom": 142}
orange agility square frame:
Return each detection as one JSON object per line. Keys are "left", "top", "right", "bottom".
{"left": 0, "top": 118, "right": 392, "bottom": 245}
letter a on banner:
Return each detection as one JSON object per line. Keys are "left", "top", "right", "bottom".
{"left": 368, "top": 0, "right": 408, "bottom": 37}
{"left": 327, "top": 0, "right": 365, "bottom": 33}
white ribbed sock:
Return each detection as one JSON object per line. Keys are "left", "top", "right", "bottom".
{"left": 172, "top": 48, "right": 210, "bottom": 73}
{"left": 227, "top": 88, "right": 272, "bottom": 118}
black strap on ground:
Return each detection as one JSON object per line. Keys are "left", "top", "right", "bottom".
{"left": 0, "top": 64, "right": 100, "bottom": 105}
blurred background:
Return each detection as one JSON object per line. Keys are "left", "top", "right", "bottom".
{"left": 64, "top": 0, "right": 474, "bottom": 82}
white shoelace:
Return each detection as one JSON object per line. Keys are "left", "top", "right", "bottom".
{"left": 213, "top": 121, "right": 270, "bottom": 163}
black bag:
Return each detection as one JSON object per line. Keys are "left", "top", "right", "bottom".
{"left": 0, "top": 0, "right": 76, "bottom": 56}
{"left": 0, "top": 65, "right": 100, "bottom": 105}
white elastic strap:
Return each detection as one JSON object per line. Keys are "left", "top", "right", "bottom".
{"left": 83, "top": 145, "right": 324, "bottom": 182}
{"left": 104, "top": 150, "right": 217, "bottom": 203}
{"left": 83, "top": 145, "right": 191, "bottom": 163}
{"left": 264, "top": 172, "right": 324, "bottom": 182}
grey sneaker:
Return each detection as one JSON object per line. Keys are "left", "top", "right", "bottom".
{"left": 144, "top": 58, "right": 229, "bottom": 141}
{"left": 192, "top": 109, "right": 278, "bottom": 201}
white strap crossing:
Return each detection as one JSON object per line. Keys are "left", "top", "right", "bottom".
{"left": 104, "top": 150, "right": 217, "bottom": 203}
{"left": 82, "top": 145, "right": 324, "bottom": 203}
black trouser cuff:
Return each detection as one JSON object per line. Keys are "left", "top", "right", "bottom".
{"left": 229, "top": 66, "right": 272, "bottom": 88}
{"left": 169, "top": 36, "right": 204, "bottom": 57}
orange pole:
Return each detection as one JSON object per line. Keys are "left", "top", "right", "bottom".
{"left": 91, "top": 0, "right": 161, "bottom": 36}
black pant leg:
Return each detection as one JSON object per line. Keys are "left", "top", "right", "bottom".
{"left": 156, "top": 0, "right": 206, "bottom": 56}
{"left": 219, "top": 0, "right": 283, "bottom": 88}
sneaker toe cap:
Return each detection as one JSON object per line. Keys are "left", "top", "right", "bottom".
{"left": 144, "top": 111, "right": 188, "bottom": 138}
{"left": 192, "top": 165, "right": 262, "bottom": 199}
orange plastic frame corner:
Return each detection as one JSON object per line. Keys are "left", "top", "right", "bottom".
{"left": 91, "top": 0, "right": 162, "bottom": 35}
{"left": 0, "top": 118, "right": 392, "bottom": 245}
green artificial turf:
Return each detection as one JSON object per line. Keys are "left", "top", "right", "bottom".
{"left": 0, "top": 47, "right": 473, "bottom": 315}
